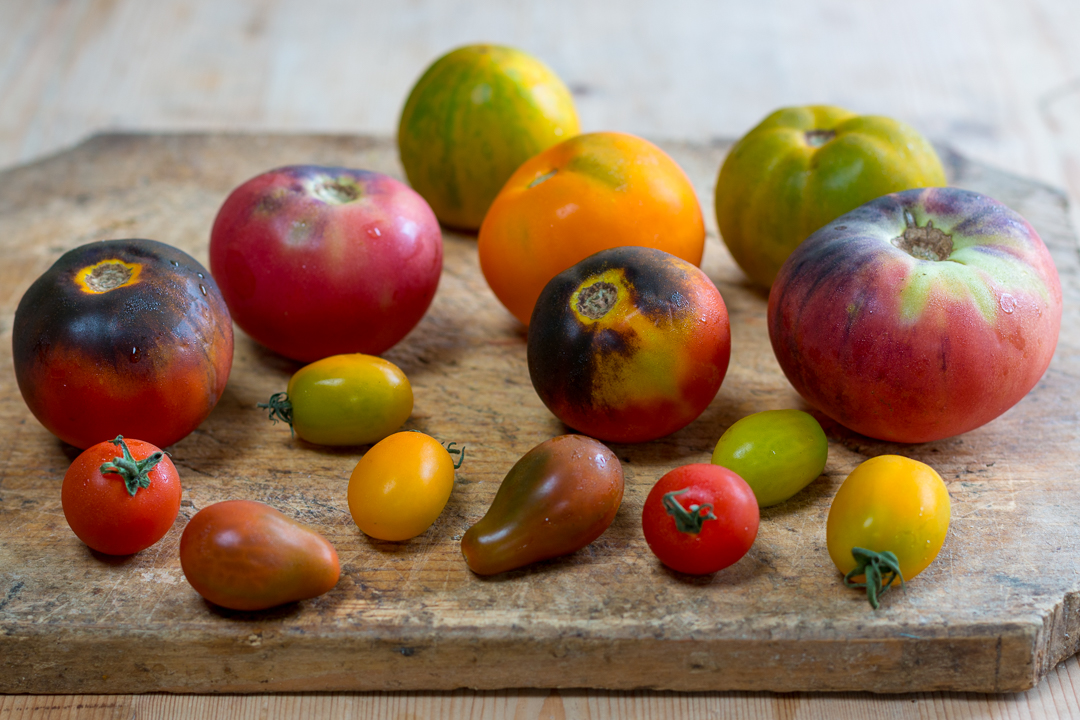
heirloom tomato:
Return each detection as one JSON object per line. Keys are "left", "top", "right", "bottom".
{"left": 61, "top": 436, "right": 182, "bottom": 556}
{"left": 261, "top": 353, "right": 412, "bottom": 446}
{"left": 826, "top": 455, "right": 951, "bottom": 608}
{"left": 528, "top": 246, "right": 730, "bottom": 443}
{"left": 347, "top": 431, "right": 459, "bottom": 541}
{"left": 13, "top": 239, "right": 233, "bottom": 449}
{"left": 398, "top": 44, "right": 580, "bottom": 230}
{"left": 209, "top": 165, "right": 442, "bottom": 362}
{"left": 180, "top": 499, "right": 341, "bottom": 611}
{"left": 715, "top": 105, "right": 946, "bottom": 288}
{"left": 642, "top": 464, "right": 759, "bottom": 575}
{"left": 711, "top": 409, "right": 828, "bottom": 507}
{"left": 478, "top": 131, "right": 706, "bottom": 325}
{"left": 461, "top": 435, "right": 623, "bottom": 575}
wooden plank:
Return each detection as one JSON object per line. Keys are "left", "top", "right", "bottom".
{"left": 0, "top": 133, "right": 1078, "bottom": 694}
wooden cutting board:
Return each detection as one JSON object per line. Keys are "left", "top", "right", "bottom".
{"left": 1, "top": 133, "right": 1077, "bottom": 694}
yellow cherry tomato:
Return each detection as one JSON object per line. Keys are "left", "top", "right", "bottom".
{"left": 347, "top": 432, "right": 457, "bottom": 541}
{"left": 261, "top": 354, "right": 413, "bottom": 446}
{"left": 826, "top": 455, "right": 950, "bottom": 608}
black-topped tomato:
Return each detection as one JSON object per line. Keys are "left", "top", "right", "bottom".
{"left": 527, "top": 246, "right": 731, "bottom": 443}
{"left": 12, "top": 238, "right": 233, "bottom": 449}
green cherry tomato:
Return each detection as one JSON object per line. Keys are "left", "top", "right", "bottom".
{"left": 715, "top": 105, "right": 947, "bottom": 288}
{"left": 711, "top": 409, "right": 828, "bottom": 507}
{"left": 261, "top": 353, "right": 413, "bottom": 446}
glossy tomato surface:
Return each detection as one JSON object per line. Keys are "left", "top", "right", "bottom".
{"left": 479, "top": 131, "right": 706, "bottom": 325}
{"left": 179, "top": 499, "right": 341, "bottom": 611}
{"left": 264, "top": 353, "right": 413, "bottom": 446}
{"left": 716, "top": 105, "right": 946, "bottom": 287}
{"left": 398, "top": 44, "right": 580, "bottom": 230}
{"left": 711, "top": 409, "right": 828, "bottom": 507}
{"left": 642, "top": 464, "right": 759, "bottom": 575}
{"left": 461, "top": 434, "right": 624, "bottom": 575}
{"left": 61, "top": 436, "right": 182, "bottom": 556}
{"left": 209, "top": 165, "right": 442, "bottom": 362}
{"left": 528, "top": 246, "right": 730, "bottom": 443}
{"left": 13, "top": 239, "right": 233, "bottom": 449}
{"left": 347, "top": 431, "right": 457, "bottom": 541}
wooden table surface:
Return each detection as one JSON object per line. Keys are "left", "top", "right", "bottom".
{"left": 3, "top": 1, "right": 1080, "bottom": 718}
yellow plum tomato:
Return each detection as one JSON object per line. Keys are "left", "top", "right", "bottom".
{"left": 527, "top": 246, "right": 730, "bottom": 443}
{"left": 398, "top": 44, "right": 580, "bottom": 230}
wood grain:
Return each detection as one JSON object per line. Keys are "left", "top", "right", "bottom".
{"left": 0, "top": 133, "right": 1078, "bottom": 695}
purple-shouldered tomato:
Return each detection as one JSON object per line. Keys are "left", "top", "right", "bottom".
{"left": 13, "top": 238, "right": 233, "bottom": 449}
{"left": 461, "top": 434, "right": 623, "bottom": 575}
{"left": 769, "top": 187, "right": 1062, "bottom": 443}
{"left": 209, "top": 165, "right": 443, "bottom": 363}
{"left": 527, "top": 246, "right": 730, "bottom": 443}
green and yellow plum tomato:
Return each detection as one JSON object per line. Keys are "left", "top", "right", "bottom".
{"left": 348, "top": 431, "right": 457, "bottom": 541}
{"left": 715, "top": 105, "right": 947, "bottom": 288}
{"left": 826, "top": 455, "right": 951, "bottom": 608}
{"left": 261, "top": 353, "right": 412, "bottom": 446}
{"left": 711, "top": 409, "right": 828, "bottom": 507}
{"left": 527, "top": 246, "right": 730, "bottom": 443}
{"left": 461, "top": 435, "right": 624, "bottom": 575}
{"left": 398, "top": 44, "right": 580, "bottom": 230}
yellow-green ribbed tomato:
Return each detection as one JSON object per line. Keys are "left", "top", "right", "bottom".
{"left": 261, "top": 353, "right": 412, "bottom": 446}
{"left": 711, "top": 409, "right": 827, "bottom": 507}
{"left": 398, "top": 44, "right": 580, "bottom": 230}
{"left": 826, "top": 455, "right": 951, "bottom": 609}
{"left": 715, "top": 105, "right": 947, "bottom": 288}
{"left": 348, "top": 431, "right": 457, "bottom": 541}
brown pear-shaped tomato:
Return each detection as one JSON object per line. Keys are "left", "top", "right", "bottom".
{"left": 527, "top": 246, "right": 730, "bottom": 443}
{"left": 180, "top": 500, "right": 341, "bottom": 611}
{"left": 461, "top": 434, "right": 624, "bottom": 575}
{"left": 12, "top": 239, "right": 233, "bottom": 449}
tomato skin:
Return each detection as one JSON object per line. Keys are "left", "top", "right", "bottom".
{"left": 826, "top": 455, "right": 951, "bottom": 585}
{"left": 347, "top": 432, "right": 456, "bottom": 541}
{"left": 61, "top": 437, "right": 182, "bottom": 556}
{"left": 13, "top": 239, "right": 233, "bottom": 449}
{"left": 479, "top": 131, "right": 706, "bottom": 326}
{"left": 642, "top": 464, "right": 759, "bottom": 575}
{"left": 179, "top": 500, "right": 341, "bottom": 612}
{"left": 271, "top": 354, "right": 413, "bottom": 446}
{"left": 461, "top": 435, "right": 624, "bottom": 576}
{"left": 528, "top": 246, "right": 730, "bottom": 443}
{"left": 398, "top": 44, "right": 580, "bottom": 230}
{"left": 716, "top": 105, "right": 946, "bottom": 288}
{"left": 711, "top": 409, "right": 828, "bottom": 507}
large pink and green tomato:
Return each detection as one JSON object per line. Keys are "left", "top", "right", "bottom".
{"left": 209, "top": 165, "right": 443, "bottom": 363}
{"left": 768, "top": 187, "right": 1061, "bottom": 444}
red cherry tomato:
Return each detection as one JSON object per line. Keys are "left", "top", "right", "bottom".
{"left": 61, "top": 436, "right": 182, "bottom": 555}
{"left": 641, "top": 464, "right": 759, "bottom": 575}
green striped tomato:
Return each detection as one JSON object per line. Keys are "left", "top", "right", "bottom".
{"left": 397, "top": 44, "right": 580, "bottom": 231}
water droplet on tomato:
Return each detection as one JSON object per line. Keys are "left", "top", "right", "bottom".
{"left": 1000, "top": 293, "right": 1017, "bottom": 313}
{"left": 199, "top": 284, "right": 207, "bottom": 296}
{"left": 130, "top": 347, "right": 142, "bottom": 363}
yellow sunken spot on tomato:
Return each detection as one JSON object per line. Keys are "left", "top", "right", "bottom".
{"left": 74, "top": 259, "right": 142, "bottom": 294}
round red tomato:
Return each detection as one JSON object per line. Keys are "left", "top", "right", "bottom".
{"left": 641, "top": 464, "right": 759, "bottom": 575}
{"left": 12, "top": 238, "right": 233, "bottom": 449}
{"left": 209, "top": 165, "right": 443, "bottom": 362}
{"left": 61, "top": 436, "right": 182, "bottom": 556}
{"left": 527, "top": 246, "right": 730, "bottom": 443}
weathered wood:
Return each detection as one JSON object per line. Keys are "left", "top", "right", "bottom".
{"left": 0, "top": 133, "right": 1077, "bottom": 694}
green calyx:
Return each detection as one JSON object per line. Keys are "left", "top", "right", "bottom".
{"left": 662, "top": 488, "right": 717, "bottom": 534}
{"left": 99, "top": 435, "right": 164, "bottom": 497}
{"left": 843, "top": 547, "right": 905, "bottom": 609}
{"left": 258, "top": 392, "right": 295, "bottom": 436}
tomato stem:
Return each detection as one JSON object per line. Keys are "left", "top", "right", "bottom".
{"left": 443, "top": 441, "right": 466, "bottom": 469}
{"left": 662, "top": 488, "right": 716, "bottom": 534}
{"left": 258, "top": 392, "right": 295, "bottom": 436}
{"left": 843, "top": 547, "right": 905, "bottom": 609}
{"left": 99, "top": 435, "right": 164, "bottom": 497}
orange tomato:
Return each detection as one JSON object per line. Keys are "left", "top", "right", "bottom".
{"left": 478, "top": 131, "right": 705, "bottom": 326}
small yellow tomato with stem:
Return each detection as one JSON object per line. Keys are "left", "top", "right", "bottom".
{"left": 826, "top": 455, "right": 951, "bottom": 609}
{"left": 347, "top": 431, "right": 462, "bottom": 541}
